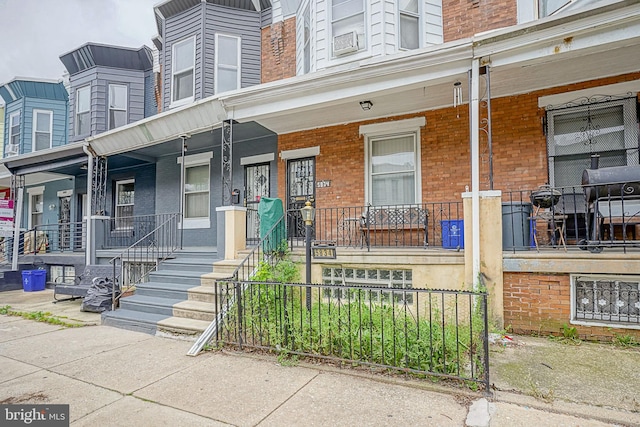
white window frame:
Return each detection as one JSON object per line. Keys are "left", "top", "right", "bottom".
{"left": 546, "top": 98, "right": 638, "bottom": 187}
{"left": 115, "top": 179, "right": 135, "bottom": 230}
{"left": 330, "top": 0, "right": 366, "bottom": 58}
{"left": 171, "top": 36, "right": 196, "bottom": 107}
{"left": 108, "top": 84, "right": 128, "bottom": 130}
{"left": 302, "top": 2, "right": 311, "bottom": 74}
{"left": 32, "top": 109, "right": 53, "bottom": 152}
{"left": 360, "top": 118, "right": 425, "bottom": 206}
{"left": 399, "top": 0, "right": 421, "bottom": 50}
{"left": 177, "top": 152, "right": 213, "bottom": 229}
{"left": 8, "top": 111, "right": 20, "bottom": 154}
{"left": 215, "top": 33, "right": 241, "bottom": 94}
{"left": 27, "top": 186, "right": 45, "bottom": 229}
{"left": 75, "top": 85, "right": 91, "bottom": 136}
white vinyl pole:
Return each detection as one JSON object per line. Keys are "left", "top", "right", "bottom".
{"left": 471, "top": 59, "right": 481, "bottom": 288}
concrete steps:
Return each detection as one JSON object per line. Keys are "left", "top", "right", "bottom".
{"left": 102, "top": 248, "right": 235, "bottom": 336}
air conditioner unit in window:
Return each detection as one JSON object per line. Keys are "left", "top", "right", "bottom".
{"left": 333, "top": 31, "right": 359, "bottom": 56}
{"left": 5, "top": 144, "right": 19, "bottom": 156}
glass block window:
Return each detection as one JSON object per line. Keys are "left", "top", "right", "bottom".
{"left": 574, "top": 276, "right": 640, "bottom": 326}
{"left": 321, "top": 267, "right": 413, "bottom": 304}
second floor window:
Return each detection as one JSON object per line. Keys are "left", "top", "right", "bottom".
{"left": 215, "top": 34, "right": 241, "bottom": 94}
{"left": 331, "top": 0, "right": 365, "bottom": 56}
{"left": 172, "top": 37, "right": 195, "bottom": 104}
{"left": 33, "top": 110, "right": 52, "bottom": 151}
{"left": 9, "top": 111, "right": 20, "bottom": 149}
{"left": 400, "top": 0, "right": 419, "bottom": 49}
{"left": 76, "top": 86, "right": 90, "bottom": 136}
{"left": 108, "top": 84, "right": 128, "bottom": 130}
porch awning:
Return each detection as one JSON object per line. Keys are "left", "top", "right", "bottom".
{"left": 0, "top": 144, "right": 87, "bottom": 175}
{"left": 86, "top": 97, "right": 227, "bottom": 156}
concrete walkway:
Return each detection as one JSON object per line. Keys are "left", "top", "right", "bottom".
{"left": 1, "top": 289, "right": 639, "bottom": 426}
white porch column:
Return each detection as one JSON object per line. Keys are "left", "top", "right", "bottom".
{"left": 470, "top": 58, "right": 481, "bottom": 288}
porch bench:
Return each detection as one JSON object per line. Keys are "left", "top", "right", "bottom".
{"left": 53, "top": 265, "right": 116, "bottom": 303}
{"left": 359, "top": 206, "right": 429, "bottom": 249}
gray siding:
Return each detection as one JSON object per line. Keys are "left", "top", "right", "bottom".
{"left": 162, "top": 4, "right": 203, "bottom": 110}
{"left": 68, "top": 67, "right": 147, "bottom": 142}
{"left": 205, "top": 4, "right": 262, "bottom": 94}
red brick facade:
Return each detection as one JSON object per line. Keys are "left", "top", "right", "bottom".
{"left": 504, "top": 272, "right": 640, "bottom": 341}
{"left": 442, "top": 0, "right": 518, "bottom": 42}
{"left": 277, "top": 71, "right": 640, "bottom": 210}
{"left": 261, "top": 17, "right": 297, "bottom": 83}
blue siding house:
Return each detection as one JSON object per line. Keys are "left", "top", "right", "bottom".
{"left": 0, "top": 79, "right": 68, "bottom": 157}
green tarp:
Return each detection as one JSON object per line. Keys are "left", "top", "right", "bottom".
{"left": 257, "top": 197, "right": 286, "bottom": 252}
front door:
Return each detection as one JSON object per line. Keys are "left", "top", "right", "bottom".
{"left": 245, "top": 163, "right": 270, "bottom": 244}
{"left": 287, "top": 157, "right": 315, "bottom": 238}
{"left": 58, "top": 196, "right": 71, "bottom": 250}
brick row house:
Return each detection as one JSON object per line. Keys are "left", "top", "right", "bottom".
{"left": 2, "top": 0, "right": 640, "bottom": 339}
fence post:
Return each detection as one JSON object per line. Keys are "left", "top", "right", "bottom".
{"left": 235, "top": 281, "right": 243, "bottom": 348}
{"left": 482, "top": 293, "right": 491, "bottom": 395}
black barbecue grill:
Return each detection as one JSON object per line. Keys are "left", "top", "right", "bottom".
{"left": 580, "top": 165, "right": 640, "bottom": 252}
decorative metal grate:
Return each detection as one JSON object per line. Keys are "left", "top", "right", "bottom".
{"left": 575, "top": 276, "right": 640, "bottom": 324}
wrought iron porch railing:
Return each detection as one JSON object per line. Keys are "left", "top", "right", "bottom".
{"left": 504, "top": 182, "right": 640, "bottom": 253}
{"left": 0, "top": 222, "right": 87, "bottom": 267}
{"left": 287, "top": 202, "right": 463, "bottom": 250}
{"left": 210, "top": 280, "right": 490, "bottom": 390}
{"left": 99, "top": 214, "right": 165, "bottom": 249}
{"left": 110, "top": 213, "right": 181, "bottom": 309}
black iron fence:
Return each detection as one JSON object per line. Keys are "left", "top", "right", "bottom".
{"left": 99, "top": 214, "right": 164, "bottom": 249}
{"left": 504, "top": 181, "right": 640, "bottom": 253}
{"left": 287, "top": 202, "right": 464, "bottom": 250}
{"left": 211, "top": 280, "right": 490, "bottom": 389}
{"left": 110, "top": 213, "right": 181, "bottom": 309}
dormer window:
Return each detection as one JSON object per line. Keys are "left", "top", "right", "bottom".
{"left": 331, "top": 0, "right": 365, "bottom": 57}
{"left": 215, "top": 34, "right": 241, "bottom": 94}
{"left": 400, "top": 0, "right": 419, "bottom": 50}
{"left": 33, "top": 109, "right": 53, "bottom": 151}
{"left": 172, "top": 37, "right": 195, "bottom": 105}
{"left": 108, "top": 84, "right": 128, "bottom": 130}
{"left": 76, "top": 86, "right": 91, "bottom": 136}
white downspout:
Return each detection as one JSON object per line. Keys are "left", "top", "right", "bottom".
{"left": 83, "top": 143, "right": 93, "bottom": 266}
{"left": 471, "top": 58, "right": 481, "bottom": 289}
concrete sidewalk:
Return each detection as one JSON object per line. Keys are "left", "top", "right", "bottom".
{"left": 1, "top": 289, "right": 639, "bottom": 426}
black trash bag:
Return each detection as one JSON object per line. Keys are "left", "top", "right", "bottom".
{"left": 81, "top": 277, "right": 119, "bottom": 313}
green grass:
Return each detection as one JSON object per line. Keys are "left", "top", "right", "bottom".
{"left": 0, "top": 305, "right": 84, "bottom": 328}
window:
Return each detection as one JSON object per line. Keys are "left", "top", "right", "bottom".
{"left": 322, "top": 267, "right": 413, "bottom": 304}
{"left": 303, "top": 4, "right": 311, "bottom": 73}
{"left": 115, "top": 179, "right": 134, "bottom": 229}
{"left": 76, "top": 86, "right": 91, "bottom": 136}
{"left": 331, "top": 0, "right": 365, "bottom": 56}
{"left": 399, "top": 0, "right": 419, "bottom": 50}
{"left": 369, "top": 134, "right": 418, "bottom": 205}
{"left": 28, "top": 189, "right": 44, "bottom": 229}
{"left": 172, "top": 37, "right": 195, "bottom": 104}
{"left": 215, "top": 34, "right": 241, "bottom": 94}
{"left": 546, "top": 98, "right": 638, "bottom": 187}
{"left": 108, "top": 84, "right": 128, "bottom": 130}
{"left": 8, "top": 111, "right": 20, "bottom": 154}
{"left": 33, "top": 110, "right": 52, "bottom": 151}
{"left": 185, "top": 165, "right": 209, "bottom": 219}
{"left": 573, "top": 275, "right": 640, "bottom": 327}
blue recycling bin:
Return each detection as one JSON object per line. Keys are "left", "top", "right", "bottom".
{"left": 442, "top": 220, "right": 464, "bottom": 249}
{"left": 22, "top": 270, "right": 46, "bottom": 292}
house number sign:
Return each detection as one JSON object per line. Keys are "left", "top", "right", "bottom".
{"left": 316, "top": 180, "right": 331, "bottom": 188}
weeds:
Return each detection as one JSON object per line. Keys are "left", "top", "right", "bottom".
{"left": 525, "top": 371, "right": 555, "bottom": 403}
{"left": 0, "top": 305, "right": 82, "bottom": 328}
{"left": 612, "top": 333, "right": 640, "bottom": 348}
{"left": 549, "top": 324, "right": 581, "bottom": 345}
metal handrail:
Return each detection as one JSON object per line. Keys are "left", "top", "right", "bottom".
{"left": 110, "top": 213, "right": 180, "bottom": 309}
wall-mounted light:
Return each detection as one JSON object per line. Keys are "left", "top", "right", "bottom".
{"left": 49, "top": 204, "right": 56, "bottom": 211}
{"left": 359, "top": 100, "right": 373, "bottom": 111}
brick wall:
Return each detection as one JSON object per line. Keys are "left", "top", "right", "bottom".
{"left": 277, "top": 71, "right": 640, "bottom": 208}
{"left": 504, "top": 272, "right": 640, "bottom": 341}
{"left": 443, "top": 0, "right": 517, "bottom": 42}
{"left": 261, "top": 17, "right": 297, "bottom": 83}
